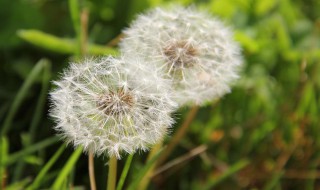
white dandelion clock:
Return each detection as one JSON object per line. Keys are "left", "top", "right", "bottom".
{"left": 120, "top": 6, "right": 242, "bottom": 106}
{"left": 49, "top": 57, "right": 176, "bottom": 159}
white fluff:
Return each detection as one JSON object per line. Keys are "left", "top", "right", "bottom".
{"left": 121, "top": 6, "right": 242, "bottom": 106}
{"left": 49, "top": 57, "right": 176, "bottom": 159}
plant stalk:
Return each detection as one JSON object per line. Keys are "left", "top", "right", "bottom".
{"left": 89, "top": 152, "right": 96, "bottom": 190}
{"left": 107, "top": 156, "right": 117, "bottom": 190}
{"left": 138, "top": 142, "right": 163, "bottom": 190}
{"left": 157, "top": 105, "right": 199, "bottom": 166}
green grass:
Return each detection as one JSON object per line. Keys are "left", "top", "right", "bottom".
{"left": 0, "top": 0, "right": 319, "bottom": 189}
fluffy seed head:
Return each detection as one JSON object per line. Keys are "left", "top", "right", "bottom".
{"left": 120, "top": 6, "right": 243, "bottom": 106}
{"left": 97, "top": 88, "right": 134, "bottom": 116}
{"left": 50, "top": 57, "right": 176, "bottom": 158}
{"left": 163, "top": 40, "right": 198, "bottom": 69}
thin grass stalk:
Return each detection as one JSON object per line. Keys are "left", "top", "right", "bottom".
{"left": 5, "top": 136, "right": 59, "bottom": 166}
{"left": 1, "top": 59, "right": 48, "bottom": 136}
{"left": 157, "top": 105, "right": 199, "bottom": 166}
{"left": 80, "top": 8, "right": 89, "bottom": 55}
{"left": 116, "top": 154, "right": 134, "bottom": 190}
{"left": 51, "top": 147, "right": 83, "bottom": 190}
{"left": 68, "top": 0, "right": 81, "bottom": 56}
{"left": 138, "top": 142, "right": 163, "bottom": 190}
{"left": 203, "top": 159, "right": 249, "bottom": 190}
{"left": 0, "top": 137, "right": 9, "bottom": 190}
{"left": 152, "top": 145, "right": 207, "bottom": 177}
{"left": 126, "top": 148, "right": 163, "bottom": 190}
{"left": 13, "top": 60, "right": 51, "bottom": 182}
{"left": 26, "top": 144, "right": 66, "bottom": 190}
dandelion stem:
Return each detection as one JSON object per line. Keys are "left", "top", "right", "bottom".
{"left": 107, "top": 156, "right": 117, "bottom": 190}
{"left": 89, "top": 152, "right": 96, "bottom": 190}
{"left": 157, "top": 105, "right": 199, "bottom": 166}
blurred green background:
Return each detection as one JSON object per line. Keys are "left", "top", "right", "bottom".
{"left": 0, "top": 0, "right": 320, "bottom": 189}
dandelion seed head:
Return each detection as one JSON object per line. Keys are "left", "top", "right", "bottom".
{"left": 121, "top": 6, "right": 243, "bottom": 106}
{"left": 50, "top": 57, "right": 176, "bottom": 159}
{"left": 96, "top": 88, "right": 134, "bottom": 116}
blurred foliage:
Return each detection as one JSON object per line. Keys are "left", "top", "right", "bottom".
{"left": 0, "top": 0, "right": 319, "bottom": 189}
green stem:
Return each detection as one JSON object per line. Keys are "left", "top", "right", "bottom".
{"left": 116, "top": 154, "right": 134, "bottom": 190}
{"left": 107, "top": 156, "right": 117, "bottom": 190}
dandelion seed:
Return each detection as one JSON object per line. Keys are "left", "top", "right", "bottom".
{"left": 50, "top": 57, "right": 176, "bottom": 159}
{"left": 121, "top": 6, "right": 242, "bottom": 106}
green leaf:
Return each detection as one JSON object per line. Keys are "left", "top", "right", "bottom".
{"left": 68, "top": 0, "right": 81, "bottom": 55}
{"left": 4, "top": 136, "right": 59, "bottom": 166}
{"left": 1, "top": 59, "right": 49, "bottom": 135}
{"left": 17, "top": 30, "right": 118, "bottom": 55}
{"left": 203, "top": 159, "right": 249, "bottom": 190}
{"left": 126, "top": 149, "right": 163, "bottom": 190}
{"left": 26, "top": 144, "right": 66, "bottom": 190}
{"left": 0, "top": 137, "right": 9, "bottom": 166}
{"left": 12, "top": 61, "right": 51, "bottom": 182}
{"left": 254, "top": 0, "right": 277, "bottom": 16}
{"left": 116, "top": 154, "right": 134, "bottom": 190}
{"left": 210, "top": 0, "right": 236, "bottom": 19}
{"left": 6, "top": 177, "right": 32, "bottom": 190}
{"left": 23, "top": 155, "right": 43, "bottom": 166}
{"left": 29, "top": 60, "right": 51, "bottom": 141}
{"left": 263, "top": 171, "right": 284, "bottom": 190}
{"left": 0, "top": 137, "right": 9, "bottom": 189}
{"left": 235, "top": 31, "right": 259, "bottom": 53}
{"left": 51, "top": 147, "right": 83, "bottom": 190}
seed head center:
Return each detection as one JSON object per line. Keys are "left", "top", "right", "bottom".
{"left": 97, "top": 88, "right": 134, "bottom": 116}
{"left": 163, "top": 41, "right": 198, "bottom": 69}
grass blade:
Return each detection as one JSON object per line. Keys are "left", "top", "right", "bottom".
{"left": 29, "top": 61, "right": 51, "bottom": 141}
{"left": 263, "top": 171, "right": 284, "bottom": 190}
{"left": 68, "top": 0, "right": 81, "bottom": 55}
{"left": 13, "top": 60, "right": 51, "bottom": 182}
{"left": 116, "top": 154, "right": 134, "bottom": 190}
{"left": 26, "top": 144, "right": 66, "bottom": 190}
{"left": 51, "top": 147, "right": 83, "bottom": 190}
{"left": 0, "top": 137, "right": 9, "bottom": 189}
{"left": 5, "top": 177, "right": 32, "bottom": 190}
{"left": 17, "top": 30, "right": 118, "bottom": 55}
{"left": 126, "top": 148, "right": 163, "bottom": 190}
{"left": 1, "top": 59, "right": 48, "bottom": 135}
{"left": 4, "top": 136, "right": 59, "bottom": 166}
{"left": 203, "top": 159, "right": 249, "bottom": 190}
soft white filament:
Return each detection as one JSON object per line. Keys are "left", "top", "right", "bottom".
{"left": 50, "top": 57, "right": 176, "bottom": 158}
{"left": 121, "top": 6, "right": 242, "bottom": 106}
